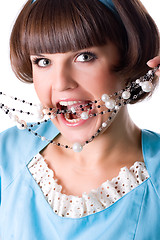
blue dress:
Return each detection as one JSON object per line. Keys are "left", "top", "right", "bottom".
{"left": 0, "top": 121, "right": 160, "bottom": 240}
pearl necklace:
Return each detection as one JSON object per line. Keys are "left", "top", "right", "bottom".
{"left": 0, "top": 66, "right": 159, "bottom": 152}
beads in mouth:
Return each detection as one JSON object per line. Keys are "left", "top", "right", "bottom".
{"left": 0, "top": 65, "right": 158, "bottom": 152}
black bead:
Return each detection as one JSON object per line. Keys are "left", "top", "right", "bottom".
{"left": 108, "top": 109, "right": 111, "bottom": 112}
{"left": 50, "top": 140, "right": 53, "bottom": 143}
{"left": 22, "top": 124, "right": 24, "bottom": 127}
{"left": 57, "top": 143, "right": 60, "bottom": 146}
{"left": 20, "top": 110, "right": 23, "bottom": 113}
{"left": 90, "top": 106, "right": 92, "bottom": 110}
{"left": 118, "top": 103, "right": 121, "bottom": 106}
{"left": 28, "top": 129, "right": 31, "bottom": 132}
{"left": 92, "top": 136, "right": 95, "bottom": 139}
{"left": 13, "top": 109, "right": 15, "bottom": 111}
{"left": 97, "top": 130, "right": 101, "bottom": 133}
{"left": 94, "top": 113, "right": 97, "bottom": 117}
{"left": 38, "top": 122, "right": 40, "bottom": 125}
{"left": 114, "top": 110, "right": 117, "bottom": 113}
{"left": 49, "top": 108, "right": 53, "bottom": 111}
{"left": 94, "top": 100, "right": 97, "bottom": 103}
{"left": 0, "top": 92, "right": 2, "bottom": 94}
{"left": 86, "top": 141, "right": 89, "bottom": 144}
{"left": 15, "top": 97, "right": 17, "bottom": 100}
{"left": 35, "top": 133, "right": 38, "bottom": 136}
{"left": 65, "top": 145, "right": 68, "bottom": 148}
{"left": 109, "top": 117, "right": 112, "bottom": 120}
{"left": 48, "top": 112, "right": 51, "bottom": 115}
{"left": 97, "top": 105, "right": 101, "bottom": 108}
{"left": 81, "top": 108, "right": 84, "bottom": 111}
{"left": 80, "top": 105, "right": 83, "bottom": 108}
{"left": 22, "top": 100, "right": 25, "bottom": 103}
{"left": 118, "top": 96, "right": 122, "bottom": 100}
{"left": 45, "top": 120, "right": 48, "bottom": 122}
{"left": 101, "top": 111, "right": 104, "bottom": 115}
{"left": 30, "top": 103, "right": 32, "bottom": 106}
{"left": 27, "top": 112, "right": 30, "bottom": 115}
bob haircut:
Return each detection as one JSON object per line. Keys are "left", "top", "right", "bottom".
{"left": 10, "top": 0, "right": 159, "bottom": 104}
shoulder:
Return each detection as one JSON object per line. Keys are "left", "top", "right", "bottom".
{"left": 0, "top": 121, "right": 60, "bottom": 189}
{"left": 142, "top": 129, "right": 160, "bottom": 154}
{"left": 0, "top": 121, "right": 60, "bottom": 161}
{"left": 0, "top": 125, "right": 34, "bottom": 164}
{"left": 142, "top": 129, "right": 160, "bottom": 198}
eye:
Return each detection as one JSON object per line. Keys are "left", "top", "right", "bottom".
{"left": 75, "top": 51, "right": 97, "bottom": 62}
{"left": 32, "top": 58, "right": 51, "bottom": 67}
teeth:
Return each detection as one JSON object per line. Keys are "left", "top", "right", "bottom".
{"left": 59, "top": 101, "right": 82, "bottom": 106}
{"left": 64, "top": 113, "right": 81, "bottom": 123}
{"left": 64, "top": 109, "right": 90, "bottom": 123}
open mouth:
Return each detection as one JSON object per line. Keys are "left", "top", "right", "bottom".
{"left": 57, "top": 100, "right": 92, "bottom": 123}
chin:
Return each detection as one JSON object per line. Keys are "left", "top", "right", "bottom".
{"left": 52, "top": 116, "right": 102, "bottom": 145}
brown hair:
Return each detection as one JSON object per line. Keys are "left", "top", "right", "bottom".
{"left": 10, "top": 0, "right": 159, "bottom": 103}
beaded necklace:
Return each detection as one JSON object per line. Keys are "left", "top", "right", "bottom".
{"left": 0, "top": 65, "right": 159, "bottom": 152}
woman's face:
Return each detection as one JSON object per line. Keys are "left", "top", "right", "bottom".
{"left": 30, "top": 43, "right": 123, "bottom": 144}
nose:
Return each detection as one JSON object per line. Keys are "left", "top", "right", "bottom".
{"left": 52, "top": 65, "right": 78, "bottom": 92}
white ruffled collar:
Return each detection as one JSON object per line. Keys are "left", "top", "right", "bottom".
{"left": 28, "top": 153, "right": 149, "bottom": 218}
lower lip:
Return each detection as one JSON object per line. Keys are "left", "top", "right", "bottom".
{"left": 60, "top": 111, "right": 91, "bottom": 127}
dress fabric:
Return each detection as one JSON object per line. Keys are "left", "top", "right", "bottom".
{"left": 28, "top": 153, "right": 149, "bottom": 218}
{"left": 0, "top": 121, "right": 160, "bottom": 240}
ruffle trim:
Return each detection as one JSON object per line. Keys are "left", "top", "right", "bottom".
{"left": 28, "top": 153, "right": 149, "bottom": 218}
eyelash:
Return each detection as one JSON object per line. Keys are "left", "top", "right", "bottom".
{"left": 32, "top": 51, "right": 97, "bottom": 67}
{"left": 76, "top": 51, "right": 98, "bottom": 62}
{"left": 32, "top": 58, "right": 50, "bottom": 66}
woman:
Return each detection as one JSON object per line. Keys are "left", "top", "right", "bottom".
{"left": 0, "top": 0, "right": 160, "bottom": 239}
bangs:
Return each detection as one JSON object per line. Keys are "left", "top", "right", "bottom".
{"left": 23, "top": 0, "right": 124, "bottom": 54}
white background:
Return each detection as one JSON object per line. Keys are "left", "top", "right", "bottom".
{"left": 0, "top": 0, "right": 160, "bottom": 133}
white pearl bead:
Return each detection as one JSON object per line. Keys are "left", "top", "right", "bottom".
{"left": 148, "top": 70, "right": 153, "bottom": 75}
{"left": 141, "top": 81, "right": 153, "bottom": 92}
{"left": 45, "top": 115, "right": 50, "bottom": 120}
{"left": 115, "top": 105, "right": 119, "bottom": 110}
{"left": 51, "top": 115, "right": 55, "bottom": 120}
{"left": 101, "top": 94, "right": 110, "bottom": 102}
{"left": 102, "top": 122, "right": 107, "bottom": 128}
{"left": 71, "top": 107, "right": 76, "bottom": 114}
{"left": 17, "top": 120, "right": 27, "bottom": 130}
{"left": 105, "top": 99, "right": 116, "bottom": 109}
{"left": 41, "top": 137, "right": 46, "bottom": 141}
{"left": 136, "top": 79, "right": 140, "bottom": 84}
{"left": 42, "top": 109, "right": 48, "bottom": 115}
{"left": 35, "top": 110, "right": 44, "bottom": 120}
{"left": 122, "top": 91, "right": 131, "bottom": 100}
{"left": 73, "top": 143, "right": 83, "bottom": 152}
{"left": 81, "top": 112, "right": 89, "bottom": 120}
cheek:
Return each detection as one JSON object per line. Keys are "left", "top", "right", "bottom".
{"left": 33, "top": 77, "right": 51, "bottom": 107}
{"left": 89, "top": 70, "right": 120, "bottom": 97}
